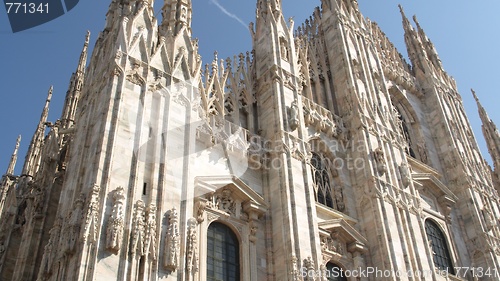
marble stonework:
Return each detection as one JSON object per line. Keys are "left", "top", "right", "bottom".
{"left": 1, "top": 1, "right": 500, "bottom": 280}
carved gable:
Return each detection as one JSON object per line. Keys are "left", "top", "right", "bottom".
{"left": 194, "top": 176, "right": 267, "bottom": 223}
{"left": 319, "top": 219, "right": 368, "bottom": 255}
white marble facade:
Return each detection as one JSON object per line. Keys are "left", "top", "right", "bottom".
{"left": 1, "top": 0, "right": 500, "bottom": 280}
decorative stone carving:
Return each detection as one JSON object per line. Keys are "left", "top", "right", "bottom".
{"left": 290, "top": 254, "right": 301, "bottom": 281}
{"left": 288, "top": 100, "right": 299, "bottom": 131}
{"left": 164, "top": 208, "right": 180, "bottom": 271}
{"left": 319, "top": 111, "right": 333, "bottom": 136}
{"left": 106, "top": 187, "right": 125, "bottom": 253}
{"left": 249, "top": 219, "right": 258, "bottom": 243}
{"left": 417, "top": 142, "right": 429, "bottom": 164}
{"left": 321, "top": 235, "right": 336, "bottom": 252}
{"left": 303, "top": 256, "right": 316, "bottom": 281}
{"left": 207, "top": 189, "right": 239, "bottom": 216}
{"left": 219, "top": 189, "right": 236, "bottom": 214}
{"left": 206, "top": 212, "right": 219, "bottom": 223}
{"left": 194, "top": 200, "right": 206, "bottom": 223}
{"left": 482, "top": 208, "right": 495, "bottom": 232}
{"left": 113, "top": 66, "right": 123, "bottom": 77}
{"left": 399, "top": 162, "right": 411, "bottom": 187}
{"left": 64, "top": 194, "right": 84, "bottom": 255}
{"left": 38, "top": 218, "right": 61, "bottom": 279}
{"left": 334, "top": 186, "right": 345, "bottom": 212}
{"left": 186, "top": 218, "right": 199, "bottom": 277}
{"left": 125, "top": 60, "right": 144, "bottom": 85}
{"left": 82, "top": 184, "right": 100, "bottom": 244}
{"left": 15, "top": 198, "right": 27, "bottom": 227}
{"left": 126, "top": 72, "right": 145, "bottom": 86}
{"left": 302, "top": 97, "right": 345, "bottom": 140}
{"left": 280, "top": 38, "right": 289, "bottom": 61}
{"left": 130, "top": 200, "right": 146, "bottom": 256}
{"left": 144, "top": 204, "right": 157, "bottom": 260}
{"left": 321, "top": 231, "right": 345, "bottom": 255}
{"left": 32, "top": 186, "right": 45, "bottom": 218}
{"left": 283, "top": 72, "right": 296, "bottom": 91}
{"left": 320, "top": 264, "right": 328, "bottom": 281}
{"left": 373, "top": 147, "right": 387, "bottom": 175}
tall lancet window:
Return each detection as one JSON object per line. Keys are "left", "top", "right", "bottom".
{"left": 207, "top": 222, "right": 240, "bottom": 281}
{"left": 311, "top": 152, "right": 344, "bottom": 212}
{"left": 425, "top": 220, "right": 455, "bottom": 274}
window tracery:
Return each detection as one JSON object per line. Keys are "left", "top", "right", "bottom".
{"left": 310, "top": 152, "right": 344, "bottom": 212}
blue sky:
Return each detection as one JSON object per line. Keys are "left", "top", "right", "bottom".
{"left": 0, "top": 0, "right": 499, "bottom": 174}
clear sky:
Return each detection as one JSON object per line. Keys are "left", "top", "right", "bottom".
{"left": 0, "top": 0, "right": 498, "bottom": 175}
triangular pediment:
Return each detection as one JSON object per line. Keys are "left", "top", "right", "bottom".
{"left": 412, "top": 173, "right": 458, "bottom": 203}
{"left": 319, "top": 219, "right": 368, "bottom": 253}
{"left": 150, "top": 42, "right": 172, "bottom": 73}
{"left": 408, "top": 157, "right": 440, "bottom": 178}
{"left": 194, "top": 176, "right": 267, "bottom": 215}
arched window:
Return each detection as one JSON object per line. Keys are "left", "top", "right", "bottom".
{"left": 311, "top": 152, "right": 344, "bottom": 212}
{"left": 207, "top": 222, "right": 240, "bottom": 281}
{"left": 425, "top": 220, "right": 455, "bottom": 274}
{"left": 326, "top": 263, "right": 347, "bottom": 281}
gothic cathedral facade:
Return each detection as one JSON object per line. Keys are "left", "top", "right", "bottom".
{"left": 1, "top": 0, "right": 500, "bottom": 280}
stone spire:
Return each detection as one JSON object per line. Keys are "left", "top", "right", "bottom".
{"left": 5, "top": 135, "right": 21, "bottom": 176}
{"left": 472, "top": 89, "right": 500, "bottom": 181}
{"left": 399, "top": 5, "right": 425, "bottom": 73}
{"left": 160, "top": 0, "right": 192, "bottom": 36}
{"left": 22, "top": 86, "right": 52, "bottom": 177}
{"left": 412, "top": 14, "right": 443, "bottom": 71}
{"left": 400, "top": 5, "right": 446, "bottom": 77}
{"left": 60, "top": 31, "right": 90, "bottom": 129}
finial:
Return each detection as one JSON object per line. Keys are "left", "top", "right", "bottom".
{"left": 412, "top": 15, "right": 420, "bottom": 27}
{"left": 398, "top": 4, "right": 405, "bottom": 15}
{"left": 85, "top": 30, "right": 90, "bottom": 45}
{"left": 47, "top": 85, "right": 53, "bottom": 100}
{"left": 211, "top": 51, "right": 218, "bottom": 71}
{"left": 40, "top": 85, "right": 53, "bottom": 124}
{"left": 471, "top": 88, "right": 479, "bottom": 102}
{"left": 6, "top": 135, "right": 21, "bottom": 175}
{"left": 15, "top": 135, "right": 21, "bottom": 150}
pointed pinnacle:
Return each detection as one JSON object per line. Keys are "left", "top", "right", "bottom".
{"left": 398, "top": 4, "right": 405, "bottom": 17}
{"left": 40, "top": 85, "right": 53, "bottom": 125}
{"left": 471, "top": 88, "right": 479, "bottom": 103}
{"left": 15, "top": 135, "right": 21, "bottom": 150}
{"left": 47, "top": 85, "right": 53, "bottom": 102}
{"left": 398, "top": 4, "right": 411, "bottom": 26}
{"left": 77, "top": 31, "right": 90, "bottom": 74}
{"left": 85, "top": 30, "right": 90, "bottom": 45}
{"left": 211, "top": 51, "right": 219, "bottom": 72}
{"left": 6, "top": 135, "right": 21, "bottom": 175}
{"left": 412, "top": 15, "right": 421, "bottom": 29}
